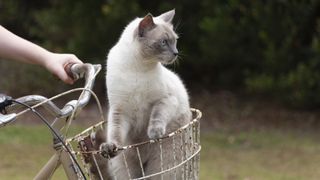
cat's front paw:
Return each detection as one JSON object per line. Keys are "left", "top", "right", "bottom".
{"left": 148, "top": 125, "right": 166, "bottom": 139}
{"left": 99, "top": 142, "right": 119, "bottom": 159}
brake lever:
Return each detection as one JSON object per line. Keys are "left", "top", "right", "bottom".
{"left": 0, "top": 94, "right": 16, "bottom": 127}
{"left": 0, "top": 94, "right": 13, "bottom": 113}
{"left": 0, "top": 113, "right": 16, "bottom": 127}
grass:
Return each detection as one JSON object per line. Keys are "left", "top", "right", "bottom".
{"left": 0, "top": 125, "right": 82, "bottom": 180}
{"left": 1, "top": 125, "right": 320, "bottom": 179}
{"left": 201, "top": 130, "right": 320, "bottom": 180}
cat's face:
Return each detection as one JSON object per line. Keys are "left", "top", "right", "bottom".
{"left": 136, "top": 10, "right": 179, "bottom": 65}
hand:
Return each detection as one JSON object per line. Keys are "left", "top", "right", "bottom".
{"left": 0, "top": 26, "right": 84, "bottom": 84}
{"left": 43, "top": 52, "right": 83, "bottom": 84}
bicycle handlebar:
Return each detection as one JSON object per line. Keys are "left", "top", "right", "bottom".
{"left": 66, "top": 63, "right": 101, "bottom": 112}
{"left": 0, "top": 63, "right": 101, "bottom": 126}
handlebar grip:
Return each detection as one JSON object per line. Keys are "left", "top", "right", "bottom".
{"left": 64, "top": 63, "right": 78, "bottom": 80}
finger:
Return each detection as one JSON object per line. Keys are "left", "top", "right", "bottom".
{"left": 55, "top": 67, "right": 74, "bottom": 85}
{"left": 58, "top": 74, "right": 73, "bottom": 84}
{"left": 68, "top": 54, "right": 83, "bottom": 64}
{"left": 63, "top": 76, "right": 74, "bottom": 85}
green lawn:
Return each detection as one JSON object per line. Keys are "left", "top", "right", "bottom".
{"left": 201, "top": 130, "right": 320, "bottom": 180}
{"left": 1, "top": 125, "right": 320, "bottom": 179}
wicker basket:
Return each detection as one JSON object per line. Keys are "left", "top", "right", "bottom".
{"left": 69, "top": 108, "right": 202, "bottom": 180}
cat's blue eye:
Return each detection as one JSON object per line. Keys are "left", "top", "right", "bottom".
{"left": 161, "top": 39, "right": 167, "bottom": 46}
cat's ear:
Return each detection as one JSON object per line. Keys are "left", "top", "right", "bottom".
{"left": 138, "top": 13, "right": 155, "bottom": 37}
{"left": 158, "top": 9, "right": 175, "bottom": 23}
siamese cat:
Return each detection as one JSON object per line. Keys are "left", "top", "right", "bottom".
{"left": 101, "top": 9, "right": 191, "bottom": 180}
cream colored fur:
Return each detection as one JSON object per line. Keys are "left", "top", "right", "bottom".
{"left": 102, "top": 10, "right": 191, "bottom": 180}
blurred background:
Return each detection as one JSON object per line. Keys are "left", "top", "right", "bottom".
{"left": 1, "top": 0, "right": 320, "bottom": 179}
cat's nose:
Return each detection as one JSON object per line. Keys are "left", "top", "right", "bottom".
{"left": 171, "top": 46, "right": 179, "bottom": 56}
{"left": 173, "top": 51, "right": 179, "bottom": 56}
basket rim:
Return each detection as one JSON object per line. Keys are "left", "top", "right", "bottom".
{"left": 68, "top": 108, "right": 202, "bottom": 153}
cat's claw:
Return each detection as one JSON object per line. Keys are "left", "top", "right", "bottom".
{"left": 99, "top": 142, "right": 118, "bottom": 158}
{"left": 148, "top": 125, "right": 165, "bottom": 139}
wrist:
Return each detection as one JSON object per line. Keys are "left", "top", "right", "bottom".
{"left": 41, "top": 51, "right": 55, "bottom": 70}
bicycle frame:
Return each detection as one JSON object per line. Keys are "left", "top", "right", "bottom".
{"left": 34, "top": 115, "right": 83, "bottom": 180}
{"left": 1, "top": 63, "right": 101, "bottom": 180}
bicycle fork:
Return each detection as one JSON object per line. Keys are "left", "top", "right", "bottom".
{"left": 34, "top": 116, "right": 85, "bottom": 180}
{"left": 34, "top": 139, "right": 84, "bottom": 180}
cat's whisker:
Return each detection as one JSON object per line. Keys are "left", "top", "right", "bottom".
{"left": 176, "top": 58, "right": 181, "bottom": 66}
{"left": 177, "top": 50, "right": 187, "bottom": 57}
{"left": 174, "top": 19, "right": 182, "bottom": 33}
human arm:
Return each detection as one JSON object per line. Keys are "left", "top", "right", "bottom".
{"left": 0, "top": 25, "right": 83, "bottom": 84}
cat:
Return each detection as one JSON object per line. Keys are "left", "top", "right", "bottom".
{"left": 100, "top": 9, "right": 192, "bottom": 180}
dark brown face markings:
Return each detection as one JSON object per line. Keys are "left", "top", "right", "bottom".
{"left": 137, "top": 19, "right": 179, "bottom": 64}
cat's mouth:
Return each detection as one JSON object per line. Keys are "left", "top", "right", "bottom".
{"left": 161, "top": 57, "right": 177, "bottom": 65}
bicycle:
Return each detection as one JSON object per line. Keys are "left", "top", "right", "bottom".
{"left": 0, "top": 63, "right": 202, "bottom": 180}
{"left": 0, "top": 63, "right": 102, "bottom": 179}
